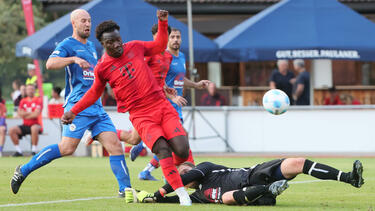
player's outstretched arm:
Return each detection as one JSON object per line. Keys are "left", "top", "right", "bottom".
{"left": 46, "top": 56, "right": 90, "bottom": 70}
{"left": 143, "top": 10, "right": 169, "bottom": 56}
{"left": 184, "top": 77, "right": 211, "bottom": 89}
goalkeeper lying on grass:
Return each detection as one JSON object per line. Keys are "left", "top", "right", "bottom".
{"left": 136, "top": 158, "right": 364, "bottom": 205}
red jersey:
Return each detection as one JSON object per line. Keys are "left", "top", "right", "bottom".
{"left": 19, "top": 97, "right": 43, "bottom": 126}
{"left": 71, "top": 20, "right": 169, "bottom": 115}
{"left": 145, "top": 50, "right": 172, "bottom": 88}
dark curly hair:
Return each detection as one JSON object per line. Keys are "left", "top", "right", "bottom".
{"left": 95, "top": 20, "right": 120, "bottom": 42}
{"left": 151, "top": 24, "right": 171, "bottom": 35}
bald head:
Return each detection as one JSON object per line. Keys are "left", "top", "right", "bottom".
{"left": 70, "top": 9, "right": 91, "bottom": 40}
{"left": 71, "top": 9, "right": 89, "bottom": 22}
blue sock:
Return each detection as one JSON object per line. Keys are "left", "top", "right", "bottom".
{"left": 20, "top": 144, "right": 61, "bottom": 177}
{"left": 153, "top": 154, "right": 159, "bottom": 162}
{"left": 0, "top": 145, "right": 3, "bottom": 152}
{"left": 109, "top": 155, "right": 131, "bottom": 192}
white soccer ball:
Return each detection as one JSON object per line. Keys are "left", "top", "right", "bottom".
{"left": 262, "top": 89, "right": 290, "bottom": 115}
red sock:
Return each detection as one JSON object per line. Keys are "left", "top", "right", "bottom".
{"left": 150, "top": 157, "right": 160, "bottom": 168}
{"left": 172, "top": 149, "right": 195, "bottom": 166}
{"left": 159, "top": 157, "right": 183, "bottom": 190}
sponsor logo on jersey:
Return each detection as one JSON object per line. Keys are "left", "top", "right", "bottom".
{"left": 173, "top": 72, "right": 185, "bottom": 88}
{"left": 82, "top": 64, "right": 95, "bottom": 80}
{"left": 52, "top": 50, "right": 60, "bottom": 55}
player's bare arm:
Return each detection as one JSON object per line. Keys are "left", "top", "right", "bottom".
{"left": 61, "top": 111, "right": 76, "bottom": 124}
{"left": 184, "top": 77, "right": 211, "bottom": 89}
{"left": 46, "top": 56, "right": 90, "bottom": 70}
{"left": 63, "top": 68, "right": 106, "bottom": 124}
{"left": 164, "top": 86, "right": 177, "bottom": 96}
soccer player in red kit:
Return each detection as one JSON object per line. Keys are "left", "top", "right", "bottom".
{"left": 62, "top": 10, "right": 192, "bottom": 206}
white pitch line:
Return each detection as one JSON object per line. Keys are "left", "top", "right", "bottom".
{"left": 0, "top": 180, "right": 327, "bottom": 208}
{"left": 289, "top": 180, "right": 326, "bottom": 184}
{"left": 0, "top": 196, "right": 116, "bottom": 208}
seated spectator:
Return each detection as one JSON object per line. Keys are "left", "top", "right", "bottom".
{"left": 9, "top": 84, "right": 43, "bottom": 156}
{"left": 11, "top": 80, "right": 21, "bottom": 105}
{"left": 0, "top": 88, "right": 6, "bottom": 157}
{"left": 13, "top": 84, "right": 26, "bottom": 117}
{"left": 200, "top": 82, "right": 227, "bottom": 106}
{"left": 342, "top": 94, "right": 361, "bottom": 105}
{"left": 324, "top": 87, "right": 343, "bottom": 105}
{"left": 49, "top": 87, "right": 64, "bottom": 104}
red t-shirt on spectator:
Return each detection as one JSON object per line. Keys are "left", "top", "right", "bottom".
{"left": 19, "top": 97, "right": 42, "bottom": 126}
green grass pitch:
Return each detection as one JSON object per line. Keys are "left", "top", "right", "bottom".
{"left": 0, "top": 156, "right": 374, "bottom": 210}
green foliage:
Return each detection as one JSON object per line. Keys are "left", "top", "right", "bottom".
{"left": 0, "top": 156, "right": 374, "bottom": 210}
{"left": 0, "top": 0, "right": 48, "bottom": 99}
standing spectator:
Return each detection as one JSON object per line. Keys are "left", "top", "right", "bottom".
{"left": 25, "top": 64, "right": 37, "bottom": 87}
{"left": 26, "top": 64, "right": 39, "bottom": 96}
{"left": 292, "top": 59, "right": 310, "bottom": 105}
{"left": 200, "top": 82, "right": 227, "bottom": 106}
{"left": 0, "top": 88, "right": 6, "bottom": 157}
{"left": 9, "top": 84, "right": 43, "bottom": 156}
{"left": 269, "top": 60, "right": 295, "bottom": 105}
{"left": 48, "top": 87, "right": 64, "bottom": 104}
{"left": 323, "top": 87, "right": 343, "bottom": 105}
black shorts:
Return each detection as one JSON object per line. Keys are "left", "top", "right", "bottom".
{"left": 18, "top": 124, "right": 42, "bottom": 139}
{"left": 248, "top": 158, "right": 285, "bottom": 186}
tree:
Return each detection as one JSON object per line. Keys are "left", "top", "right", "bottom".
{"left": 0, "top": 0, "right": 47, "bottom": 99}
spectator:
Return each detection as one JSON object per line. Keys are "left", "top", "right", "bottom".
{"left": 292, "top": 59, "right": 310, "bottom": 105}
{"left": 342, "top": 94, "right": 361, "bottom": 105}
{"left": 0, "top": 88, "right": 6, "bottom": 157}
{"left": 26, "top": 64, "right": 39, "bottom": 96}
{"left": 13, "top": 85, "right": 27, "bottom": 117}
{"left": 25, "top": 64, "right": 37, "bottom": 87}
{"left": 269, "top": 60, "right": 295, "bottom": 104}
{"left": 49, "top": 87, "right": 64, "bottom": 104}
{"left": 9, "top": 84, "right": 43, "bottom": 156}
{"left": 323, "top": 87, "right": 343, "bottom": 105}
{"left": 11, "top": 80, "right": 21, "bottom": 106}
{"left": 200, "top": 82, "right": 227, "bottom": 106}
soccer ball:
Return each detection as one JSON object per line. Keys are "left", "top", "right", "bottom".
{"left": 262, "top": 89, "right": 290, "bottom": 115}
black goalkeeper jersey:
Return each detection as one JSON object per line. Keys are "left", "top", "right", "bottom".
{"left": 162, "top": 162, "right": 258, "bottom": 203}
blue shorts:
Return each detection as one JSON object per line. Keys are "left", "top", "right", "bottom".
{"left": 62, "top": 113, "right": 116, "bottom": 139}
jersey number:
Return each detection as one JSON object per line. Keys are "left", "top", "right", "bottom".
{"left": 119, "top": 62, "right": 135, "bottom": 79}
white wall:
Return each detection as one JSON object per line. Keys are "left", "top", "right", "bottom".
{"left": 3, "top": 106, "right": 374, "bottom": 155}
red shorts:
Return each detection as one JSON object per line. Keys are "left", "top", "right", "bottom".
{"left": 129, "top": 99, "right": 186, "bottom": 151}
